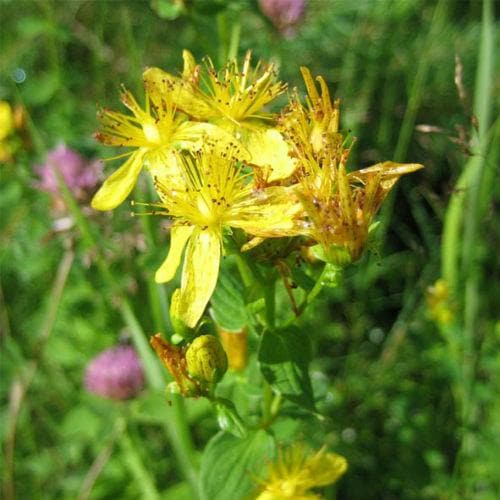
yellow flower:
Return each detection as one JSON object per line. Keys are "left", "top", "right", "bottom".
{"left": 256, "top": 444, "right": 347, "bottom": 499}
{"left": 91, "top": 82, "right": 221, "bottom": 211}
{"left": 144, "top": 50, "right": 296, "bottom": 183}
{"left": 280, "top": 67, "right": 423, "bottom": 263}
{"left": 426, "top": 278, "right": 454, "bottom": 325}
{"left": 0, "top": 101, "right": 14, "bottom": 163}
{"left": 0, "top": 101, "right": 14, "bottom": 142}
{"left": 299, "top": 160, "right": 423, "bottom": 264}
{"left": 280, "top": 67, "right": 342, "bottom": 160}
{"left": 154, "top": 143, "right": 302, "bottom": 327}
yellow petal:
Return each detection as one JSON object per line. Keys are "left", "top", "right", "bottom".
{"left": 244, "top": 128, "right": 296, "bottom": 182}
{"left": 232, "top": 186, "right": 303, "bottom": 238}
{"left": 303, "top": 449, "right": 348, "bottom": 488}
{"left": 0, "top": 101, "right": 14, "bottom": 141}
{"left": 145, "top": 150, "right": 184, "bottom": 187}
{"left": 182, "top": 49, "right": 197, "bottom": 79}
{"left": 351, "top": 161, "right": 424, "bottom": 181}
{"left": 155, "top": 225, "right": 194, "bottom": 283}
{"left": 240, "top": 236, "right": 265, "bottom": 252}
{"left": 337, "top": 164, "right": 354, "bottom": 227}
{"left": 177, "top": 228, "right": 221, "bottom": 328}
{"left": 142, "top": 67, "right": 211, "bottom": 119}
{"left": 91, "top": 151, "right": 144, "bottom": 210}
{"left": 174, "top": 121, "right": 240, "bottom": 153}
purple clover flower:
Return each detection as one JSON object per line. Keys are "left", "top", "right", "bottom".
{"left": 84, "top": 345, "right": 145, "bottom": 400}
{"left": 35, "top": 144, "right": 102, "bottom": 199}
{"left": 259, "top": 0, "right": 307, "bottom": 38}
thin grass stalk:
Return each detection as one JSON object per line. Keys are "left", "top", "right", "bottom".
{"left": 378, "top": 0, "right": 448, "bottom": 245}
{"left": 393, "top": 0, "right": 449, "bottom": 162}
{"left": 2, "top": 248, "right": 74, "bottom": 500}
{"left": 459, "top": 0, "right": 495, "bottom": 482}
{"left": 120, "top": 420, "right": 161, "bottom": 500}
{"left": 443, "top": 0, "right": 494, "bottom": 493}
{"left": 77, "top": 416, "right": 125, "bottom": 500}
{"left": 55, "top": 178, "right": 200, "bottom": 497}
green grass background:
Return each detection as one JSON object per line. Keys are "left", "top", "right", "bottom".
{"left": 1, "top": 0, "right": 498, "bottom": 499}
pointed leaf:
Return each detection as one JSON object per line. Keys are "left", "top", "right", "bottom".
{"left": 199, "top": 430, "right": 275, "bottom": 500}
{"left": 258, "top": 326, "right": 315, "bottom": 410}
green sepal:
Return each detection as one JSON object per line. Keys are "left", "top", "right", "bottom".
{"left": 212, "top": 398, "right": 247, "bottom": 438}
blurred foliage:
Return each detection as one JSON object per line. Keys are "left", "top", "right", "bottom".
{"left": 1, "top": 0, "right": 499, "bottom": 499}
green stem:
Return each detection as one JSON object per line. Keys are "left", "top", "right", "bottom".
{"left": 378, "top": 0, "right": 448, "bottom": 245}
{"left": 55, "top": 180, "right": 199, "bottom": 497}
{"left": 216, "top": 12, "right": 228, "bottom": 67}
{"left": 120, "top": 420, "right": 161, "bottom": 500}
{"left": 459, "top": 0, "right": 494, "bottom": 443}
{"left": 261, "top": 382, "right": 273, "bottom": 426}
{"left": 445, "top": 0, "right": 494, "bottom": 493}
{"left": 135, "top": 182, "right": 172, "bottom": 333}
{"left": 163, "top": 395, "right": 201, "bottom": 494}
{"left": 234, "top": 252, "right": 256, "bottom": 288}
{"left": 227, "top": 18, "right": 241, "bottom": 61}
{"left": 260, "top": 385, "right": 283, "bottom": 430}
{"left": 296, "top": 264, "right": 331, "bottom": 316}
{"left": 264, "top": 281, "right": 276, "bottom": 329}
{"left": 393, "top": 0, "right": 448, "bottom": 162}
{"left": 216, "top": 6, "right": 241, "bottom": 64}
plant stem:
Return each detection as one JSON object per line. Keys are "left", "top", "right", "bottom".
{"left": 378, "top": 0, "right": 448, "bottom": 245}
{"left": 264, "top": 281, "right": 276, "bottom": 329}
{"left": 234, "top": 252, "right": 255, "bottom": 287}
{"left": 227, "top": 18, "right": 241, "bottom": 61}
{"left": 55, "top": 180, "right": 200, "bottom": 497}
{"left": 444, "top": 0, "right": 494, "bottom": 493}
{"left": 120, "top": 419, "right": 161, "bottom": 500}
{"left": 296, "top": 264, "right": 330, "bottom": 316}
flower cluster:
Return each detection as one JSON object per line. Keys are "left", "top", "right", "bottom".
{"left": 92, "top": 51, "right": 422, "bottom": 330}
{"left": 35, "top": 144, "right": 102, "bottom": 201}
{"left": 84, "top": 345, "right": 144, "bottom": 400}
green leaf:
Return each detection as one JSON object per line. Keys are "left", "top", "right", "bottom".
{"left": 289, "top": 264, "right": 316, "bottom": 291}
{"left": 163, "top": 482, "right": 192, "bottom": 500}
{"left": 210, "top": 258, "right": 248, "bottom": 331}
{"left": 213, "top": 398, "right": 248, "bottom": 438}
{"left": 199, "top": 430, "right": 275, "bottom": 500}
{"left": 258, "top": 327, "right": 315, "bottom": 410}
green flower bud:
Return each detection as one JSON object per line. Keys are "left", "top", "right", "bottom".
{"left": 186, "top": 335, "right": 228, "bottom": 385}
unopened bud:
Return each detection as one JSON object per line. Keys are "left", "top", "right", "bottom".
{"left": 219, "top": 328, "right": 248, "bottom": 371}
{"left": 186, "top": 335, "right": 228, "bottom": 384}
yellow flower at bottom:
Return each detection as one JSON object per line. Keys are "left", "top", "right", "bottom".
{"left": 256, "top": 444, "right": 347, "bottom": 499}
{"left": 154, "top": 144, "right": 302, "bottom": 328}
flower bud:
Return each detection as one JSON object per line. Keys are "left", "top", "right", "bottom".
{"left": 150, "top": 333, "right": 201, "bottom": 397}
{"left": 186, "top": 335, "right": 228, "bottom": 384}
{"left": 219, "top": 328, "right": 248, "bottom": 371}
